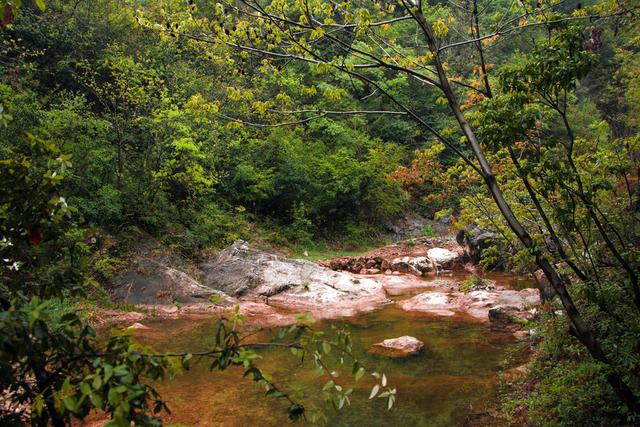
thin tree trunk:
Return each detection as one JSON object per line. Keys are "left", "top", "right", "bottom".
{"left": 405, "top": 3, "right": 640, "bottom": 413}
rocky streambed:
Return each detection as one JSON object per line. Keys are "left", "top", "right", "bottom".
{"left": 107, "top": 239, "right": 540, "bottom": 333}
{"left": 98, "top": 239, "right": 540, "bottom": 425}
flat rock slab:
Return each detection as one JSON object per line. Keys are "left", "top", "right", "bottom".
{"left": 372, "top": 275, "right": 456, "bottom": 296}
{"left": 398, "top": 288, "right": 540, "bottom": 321}
{"left": 369, "top": 336, "right": 425, "bottom": 358}
{"left": 397, "top": 292, "right": 461, "bottom": 317}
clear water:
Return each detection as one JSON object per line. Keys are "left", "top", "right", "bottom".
{"left": 134, "top": 275, "right": 523, "bottom": 426}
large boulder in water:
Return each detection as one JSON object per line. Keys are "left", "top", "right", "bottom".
{"left": 200, "top": 240, "right": 389, "bottom": 315}
{"left": 426, "top": 247, "right": 461, "bottom": 270}
{"left": 110, "top": 237, "right": 222, "bottom": 305}
{"left": 369, "top": 336, "right": 424, "bottom": 358}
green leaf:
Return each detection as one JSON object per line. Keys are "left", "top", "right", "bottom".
{"left": 322, "top": 341, "right": 331, "bottom": 354}
{"left": 89, "top": 392, "right": 104, "bottom": 408}
{"left": 322, "top": 380, "right": 334, "bottom": 392}
{"left": 35, "top": 0, "right": 45, "bottom": 11}
{"left": 107, "top": 388, "right": 119, "bottom": 406}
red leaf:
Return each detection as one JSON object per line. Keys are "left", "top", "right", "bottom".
{"left": 2, "top": 5, "right": 14, "bottom": 28}
{"left": 29, "top": 228, "right": 42, "bottom": 246}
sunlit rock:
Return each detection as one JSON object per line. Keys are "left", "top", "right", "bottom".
{"left": 369, "top": 335, "right": 424, "bottom": 358}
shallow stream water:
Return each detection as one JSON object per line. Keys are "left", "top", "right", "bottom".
{"left": 133, "top": 273, "right": 530, "bottom": 426}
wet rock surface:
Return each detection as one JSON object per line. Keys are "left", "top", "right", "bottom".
{"left": 106, "top": 239, "right": 541, "bottom": 329}
{"left": 398, "top": 288, "right": 540, "bottom": 321}
{"left": 201, "top": 240, "right": 389, "bottom": 315}
{"left": 369, "top": 335, "right": 425, "bottom": 358}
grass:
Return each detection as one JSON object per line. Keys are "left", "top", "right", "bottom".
{"left": 288, "top": 241, "right": 382, "bottom": 261}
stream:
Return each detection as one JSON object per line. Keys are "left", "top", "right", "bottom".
{"left": 131, "top": 273, "right": 531, "bottom": 426}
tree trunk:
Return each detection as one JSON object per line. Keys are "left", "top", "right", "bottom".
{"left": 408, "top": 5, "right": 640, "bottom": 413}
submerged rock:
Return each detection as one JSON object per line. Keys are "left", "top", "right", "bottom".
{"left": 369, "top": 336, "right": 424, "bottom": 358}
{"left": 200, "top": 240, "right": 389, "bottom": 315}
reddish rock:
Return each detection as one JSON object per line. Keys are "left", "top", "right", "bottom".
{"left": 127, "top": 322, "right": 150, "bottom": 330}
{"left": 369, "top": 336, "right": 424, "bottom": 358}
{"left": 502, "top": 364, "right": 530, "bottom": 381}
{"left": 397, "top": 292, "right": 460, "bottom": 317}
{"left": 399, "top": 288, "right": 540, "bottom": 321}
{"left": 352, "top": 262, "right": 365, "bottom": 273}
{"left": 513, "top": 330, "right": 530, "bottom": 339}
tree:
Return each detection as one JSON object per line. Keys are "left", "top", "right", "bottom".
{"left": 158, "top": 0, "right": 640, "bottom": 415}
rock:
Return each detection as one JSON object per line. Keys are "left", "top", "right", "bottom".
{"left": 399, "top": 288, "right": 540, "bottom": 321}
{"left": 352, "top": 262, "right": 365, "bottom": 274}
{"left": 110, "top": 311, "right": 146, "bottom": 323}
{"left": 457, "top": 228, "right": 501, "bottom": 264}
{"left": 303, "top": 251, "right": 309, "bottom": 257}
{"left": 488, "top": 306, "right": 535, "bottom": 332}
{"left": 439, "top": 216, "right": 451, "bottom": 225}
{"left": 376, "top": 275, "right": 454, "bottom": 296}
{"left": 113, "top": 264, "right": 218, "bottom": 304}
{"left": 127, "top": 322, "right": 150, "bottom": 330}
{"left": 369, "top": 336, "right": 424, "bottom": 358}
{"left": 200, "top": 240, "right": 389, "bottom": 315}
{"left": 513, "top": 330, "right": 530, "bottom": 339}
{"left": 426, "top": 247, "right": 461, "bottom": 270}
{"left": 465, "top": 289, "right": 540, "bottom": 320}
{"left": 380, "top": 259, "right": 391, "bottom": 271}
{"left": 390, "top": 256, "right": 432, "bottom": 275}
{"left": 398, "top": 292, "right": 460, "bottom": 317}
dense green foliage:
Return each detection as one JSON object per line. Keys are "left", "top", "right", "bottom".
{"left": 0, "top": 0, "right": 420, "bottom": 253}
{"left": 2, "top": 0, "right": 640, "bottom": 425}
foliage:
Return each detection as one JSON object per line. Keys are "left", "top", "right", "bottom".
{"left": 3, "top": 0, "right": 640, "bottom": 424}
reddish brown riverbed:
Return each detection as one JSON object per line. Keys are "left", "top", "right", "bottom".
{"left": 127, "top": 273, "right": 530, "bottom": 426}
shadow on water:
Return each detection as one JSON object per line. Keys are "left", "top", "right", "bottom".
{"left": 134, "top": 274, "right": 524, "bottom": 426}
